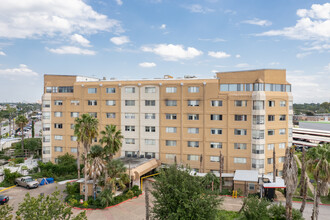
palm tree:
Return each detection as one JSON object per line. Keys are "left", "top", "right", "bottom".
{"left": 74, "top": 113, "right": 99, "bottom": 201}
{"left": 102, "top": 159, "right": 129, "bottom": 192}
{"left": 307, "top": 143, "right": 330, "bottom": 220}
{"left": 85, "top": 145, "right": 106, "bottom": 199}
{"left": 283, "top": 146, "right": 298, "bottom": 220}
{"left": 15, "top": 115, "right": 28, "bottom": 155}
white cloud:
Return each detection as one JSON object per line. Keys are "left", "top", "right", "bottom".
{"left": 235, "top": 54, "right": 241, "bottom": 58}
{"left": 139, "top": 62, "right": 156, "bottom": 68}
{"left": 325, "top": 63, "right": 330, "bottom": 72}
{"left": 302, "top": 43, "right": 330, "bottom": 51}
{"left": 115, "top": 0, "right": 123, "bottom": 6}
{"left": 198, "top": 38, "right": 226, "bottom": 42}
{"left": 269, "top": 62, "right": 280, "bottom": 66}
{"left": 242, "top": 18, "right": 272, "bottom": 26}
{"left": 110, "top": 36, "right": 130, "bottom": 45}
{"left": 185, "top": 4, "right": 214, "bottom": 14}
{"left": 0, "top": 51, "right": 6, "bottom": 56}
{"left": 141, "top": 44, "right": 203, "bottom": 61}
{"left": 259, "top": 3, "right": 330, "bottom": 41}
{"left": 0, "top": 0, "right": 122, "bottom": 39}
{"left": 70, "top": 34, "right": 91, "bottom": 47}
{"left": 208, "top": 51, "right": 231, "bottom": 58}
{"left": 235, "top": 63, "right": 250, "bottom": 68}
{"left": 296, "top": 52, "right": 312, "bottom": 58}
{"left": 47, "top": 46, "right": 96, "bottom": 55}
{"left": 160, "top": 24, "right": 166, "bottom": 29}
{"left": 0, "top": 64, "right": 38, "bottom": 77}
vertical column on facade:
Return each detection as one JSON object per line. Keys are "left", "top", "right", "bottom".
{"left": 202, "top": 82, "right": 206, "bottom": 173}
{"left": 138, "top": 83, "right": 141, "bottom": 157}
{"left": 288, "top": 92, "right": 293, "bottom": 147}
{"left": 42, "top": 93, "right": 52, "bottom": 162}
{"left": 180, "top": 83, "right": 184, "bottom": 164}
{"left": 99, "top": 83, "right": 103, "bottom": 133}
{"left": 226, "top": 95, "right": 229, "bottom": 173}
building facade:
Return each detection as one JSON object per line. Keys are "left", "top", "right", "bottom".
{"left": 42, "top": 69, "right": 293, "bottom": 175}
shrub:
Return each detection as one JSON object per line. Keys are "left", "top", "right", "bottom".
{"left": 217, "top": 210, "right": 242, "bottom": 219}
{"left": 0, "top": 168, "right": 23, "bottom": 187}
{"left": 14, "top": 158, "right": 24, "bottom": 164}
{"left": 268, "top": 203, "right": 303, "bottom": 220}
{"left": 0, "top": 155, "right": 10, "bottom": 160}
{"left": 65, "top": 182, "right": 80, "bottom": 196}
{"left": 241, "top": 196, "right": 270, "bottom": 219}
{"left": 82, "top": 201, "right": 88, "bottom": 208}
{"left": 126, "top": 190, "right": 134, "bottom": 199}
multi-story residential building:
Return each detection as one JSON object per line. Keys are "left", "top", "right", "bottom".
{"left": 42, "top": 69, "right": 293, "bottom": 175}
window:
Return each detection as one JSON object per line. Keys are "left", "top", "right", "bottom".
{"left": 165, "top": 100, "right": 177, "bottom": 106}
{"left": 188, "top": 100, "right": 200, "bottom": 106}
{"left": 125, "top": 138, "right": 135, "bottom": 144}
{"left": 145, "top": 139, "right": 156, "bottom": 145}
{"left": 125, "top": 113, "right": 135, "bottom": 119}
{"left": 125, "top": 126, "right": 135, "bottom": 132}
{"left": 268, "top": 129, "right": 275, "bottom": 136}
{"left": 228, "top": 84, "right": 244, "bottom": 91}
{"left": 289, "top": 128, "right": 292, "bottom": 137}
{"left": 210, "top": 142, "right": 222, "bottom": 149}
{"left": 210, "top": 156, "right": 220, "bottom": 162}
{"left": 125, "top": 151, "right": 136, "bottom": 157}
{"left": 54, "top": 146, "right": 63, "bottom": 152}
{"left": 286, "top": 84, "right": 291, "bottom": 92}
{"left": 279, "top": 115, "right": 286, "bottom": 121}
{"left": 252, "top": 144, "right": 264, "bottom": 154}
{"left": 187, "top": 155, "right": 199, "bottom": 161}
{"left": 166, "top": 154, "right": 176, "bottom": 160}
{"left": 145, "top": 152, "right": 156, "bottom": 158}
{"left": 188, "top": 114, "right": 199, "bottom": 120}
{"left": 280, "top": 101, "right": 286, "bottom": 107}
{"left": 43, "top": 101, "right": 50, "bottom": 108}
{"left": 88, "top": 100, "right": 97, "bottom": 106}
{"left": 43, "top": 147, "right": 50, "bottom": 154}
{"left": 145, "top": 126, "right": 156, "bottom": 132}
{"left": 54, "top": 100, "right": 63, "bottom": 106}
{"left": 249, "top": 184, "right": 255, "bottom": 190}
{"left": 70, "top": 124, "right": 74, "bottom": 129}
{"left": 253, "top": 83, "right": 264, "bottom": 91}
{"left": 43, "top": 112, "right": 50, "bottom": 119}
{"left": 145, "top": 87, "right": 156, "bottom": 93}
{"left": 210, "top": 114, "right": 222, "bottom": 120}
{"left": 268, "top": 115, "right": 275, "bottom": 121}
{"left": 54, "top": 123, "right": 63, "bottom": 129}
{"left": 166, "top": 127, "right": 177, "bottom": 133}
{"left": 106, "top": 87, "right": 116, "bottom": 93}
{"left": 279, "top": 157, "right": 285, "bottom": 163}
{"left": 253, "top": 101, "right": 264, "bottom": 110}
{"left": 71, "top": 112, "right": 79, "bottom": 118}
{"left": 125, "top": 87, "right": 135, "bottom": 93}
{"left": 220, "top": 84, "right": 229, "bottom": 91}
{"left": 188, "top": 86, "right": 199, "bottom": 93}
{"left": 279, "top": 129, "right": 286, "bottom": 135}
{"left": 234, "top": 158, "right": 247, "bottom": 164}
{"left": 59, "top": 86, "right": 73, "bottom": 93}
{"left": 105, "top": 100, "right": 116, "bottom": 106}
{"left": 145, "top": 113, "right": 156, "bottom": 119}
{"left": 252, "top": 130, "right": 264, "bottom": 139}
{"left": 267, "top": 158, "right": 273, "bottom": 164}
{"left": 71, "top": 100, "right": 80, "bottom": 106}
{"left": 166, "top": 140, "right": 177, "bottom": 146}
{"left": 289, "top": 101, "right": 293, "bottom": 110}
{"left": 54, "top": 112, "right": 62, "bottom": 117}
{"left": 46, "top": 87, "right": 52, "bottom": 93}
{"left": 278, "top": 170, "right": 283, "bottom": 176}
{"left": 43, "top": 135, "right": 50, "bottom": 142}
{"left": 89, "top": 112, "right": 97, "bottom": 118}
{"left": 43, "top": 123, "right": 50, "bottom": 131}
{"left": 211, "top": 100, "right": 222, "bottom": 107}
{"left": 71, "top": 136, "right": 77, "bottom": 141}
{"left": 234, "top": 143, "right": 247, "bottom": 150}
{"left": 166, "top": 114, "right": 177, "bottom": 120}
{"left": 188, "top": 141, "right": 199, "bottom": 148}
{"left": 106, "top": 113, "right": 116, "bottom": 118}
{"left": 235, "top": 115, "right": 247, "bottom": 121}
{"left": 145, "top": 100, "right": 156, "bottom": 106}
{"left": 278, "top": 143, "right": 285, "bottom": 149}
{"left": 166, "top": 87, "right": 177, "bottom": 93}
{"left": 211, "top": 128, "right": 222, "bottom": 135}
{"left": 234, "top": 100, "right": 247, "bottom": 107}
{"left": 253, "top": 115, "right": 264, "bottom": 125}
{"left": 54, "top": 135, "right": 63, "bottom": 140}
{"left": 52, "top": 87, "right": 58, "bottom": 93}
{"left": 268, "top": 100, "right": 275, "bottom": 107}
{"left": 246, "top": 84, "right": 253, "bottom": 91}
{"left": 125, "top": 100, "right": 135, "bottom": 106}
{"left": 188, "top": 128, "right": 199, "bottom": 134}
{"left": 252, "top": 159, "right": 264, "bottom": 168}
{"left": 234, "top": 129, "right": 247, "bottom": 135}
{"left": 268, "top": 144, "right": 275, "bottom": 150}
{"left": 88, "top": 88, "right": 97, "bottom": 94}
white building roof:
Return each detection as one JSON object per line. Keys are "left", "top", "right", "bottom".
{"left": 233, "top": 170, "right": 259, "bottom": 182}
{"left": 263, "top": 177, "right": 286, "bottom": 188}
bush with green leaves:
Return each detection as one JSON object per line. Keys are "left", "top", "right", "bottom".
{"left": 13, "top": 138, "right": 41, "bottom": 156}
{"left": 0, "top": 168, "right": 22, "bottom": 187}
{"left": 13, "top": 158, "right": 24, "bottom": 164}
{"left": 268, "top": 203, "right": 303, "bottom": 220}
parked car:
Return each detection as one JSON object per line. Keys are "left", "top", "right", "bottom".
{"left": 15, "top": 176, "right": 39, "bottom": 189}
{"left": 0, "top": 195, "right": 9, "bottom": 205}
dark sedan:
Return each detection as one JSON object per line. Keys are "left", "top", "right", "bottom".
{"left": 0, "top": 195, "right": 9, "bottom": 205}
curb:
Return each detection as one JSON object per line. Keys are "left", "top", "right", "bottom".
{"left": 275, "top": 199, "right": 330, "bottom": 206}
{"left": 0, "top": 185, "right": 16, "bottom": 193}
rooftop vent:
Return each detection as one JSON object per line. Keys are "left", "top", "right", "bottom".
{"left": 184, "top": 75, "right": 197, "bottom": 79}
{"left": 164, "top": 75, "right": 173, "bottom": 79}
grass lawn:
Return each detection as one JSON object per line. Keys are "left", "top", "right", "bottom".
{"left": 299, "top": 121, "right": 330, "bottom": 124}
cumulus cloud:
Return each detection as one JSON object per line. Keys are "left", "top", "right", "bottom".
{"left": 47, "top": 46, "right": 96, "bottom": 55}
{"left": 259, "top": 3, "right": 330, "bottom": 41}
{"left": 0, "top": 51, "right": 6, "bottom": 56}
{"left": 0, "top": 64, "right": 38, "bottom": 77}
{"left": 235, "top": 63, "right": 250, "bottom": 68}
{"left": 141, "top": 44, "right": 203, "bottom": 61}
{"left": 198, "top": 38, "right": 226, "bottom": 42}
{"left": 115, "top": 0, "right": 123, "bottom": 6}
{"left": 0, "top": 0, "right": 122, "bottom": 39}
{"left": 139, "top": 62, "right": 156, "bottom": 68}
{"left": 242, "top": 18, "right": 272, "bottom": 26}
{"left": 160, "top": 24, "right": 166, "bottom": 29}
{"left": 70, "top": 34, "right": 91, "bottom": 47}
{"left": 296, "top": 52, "right": 311, "bottom": 58}
{"left": 235, "top": 54, "right": 241, "bottom": 58}
{"left": 110, "top": 36, "right": 130, "bottom": 45}
{"left": 208, "top": 51, "right": 231, "bottom": 58}
{"left": 184, "top": 4, "right": 214, "bottom": 14}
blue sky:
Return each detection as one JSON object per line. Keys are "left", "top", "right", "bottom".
{"left": 0, "top": 0, "right": 329, "bottom": 103}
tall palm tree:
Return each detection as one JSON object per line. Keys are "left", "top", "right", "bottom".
{"left": 307, "top": 143, "right": 330, "bottom": 220}
{"left": 15, "top": 115, "right": 28, "bottom": 154}
{"left": 283, "top": 146, "right": 298, "bottom": 220}
{"left": 86, "top": 145, "right": 106, "bottom": 199}
{"left": 74, "top": 113, "right": 99, "bottom": 201}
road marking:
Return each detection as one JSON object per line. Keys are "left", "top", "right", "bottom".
{"left": 0, "top": 185, "right": 16, "bottom": 193}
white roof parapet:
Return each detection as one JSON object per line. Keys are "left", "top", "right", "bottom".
{"left": 76, "top": 76, "right": 100, "bottom": 82}
{"left": 233, "top": 170, "right": 259, "bottom": 182}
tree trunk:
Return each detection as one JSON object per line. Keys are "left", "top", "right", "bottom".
{"left": 93, "top": 175, "right": 96, "bottom": 200}
{"left": 286, "top": 192, "right": 293, "bottom": 220}
{"left": 300, "top": 177, "right": 307, "bottom": 213}
{"left": 84, "top": 143, "right": 88, "bottom": 201}
{"left": 273, "top": 148, "right": 276, "bottom": 182}
{"left": 312, "top": 179, "right": 321, "bottom": 220}
{"left": 145, "top": 183, "right": 150, "bottom": 220}
{"left": 77, "top": 142, "right": 80, "bottom": 179}
{"left": 299, "top": 148, "right": 306, "bottom": 196}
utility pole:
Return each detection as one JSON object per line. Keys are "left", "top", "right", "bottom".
{"left": 219, "top": 151, "right": 223, "bottom": 193}
{"left": 273, "top": 148, "right": 276, "bottom": 182}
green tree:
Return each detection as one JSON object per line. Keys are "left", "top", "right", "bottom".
{"left": 307, "top": 143, "right": 330, "bottom": 220}
{"left": 101, "top": 159, "right": 129, "bottom": 192}
{"left": 151, "top": 165, "right": 221, "bottom": 220}
{"left": 15, "top": 115, "right": 28, "bottom": 154}
{"left": 240, "top": 196, "right": 270, "bottom": 219}
{"left": 0, "top": 204, "right": 13, "bottom": 220}
{"left": 74, "top": 114, "right": 99, "bottom": 201}
{"left": 16, "top": 191, "right": 87, "bottom": 220}
{"left": 201, "top": 172, "right": 220, "bottom": 191}
{"left": 98, "top": 189, "right": 114, "bottom": 208}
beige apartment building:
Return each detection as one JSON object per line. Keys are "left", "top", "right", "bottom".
{"left": 42, "top": 69, "right": 293, "bottom": 175}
